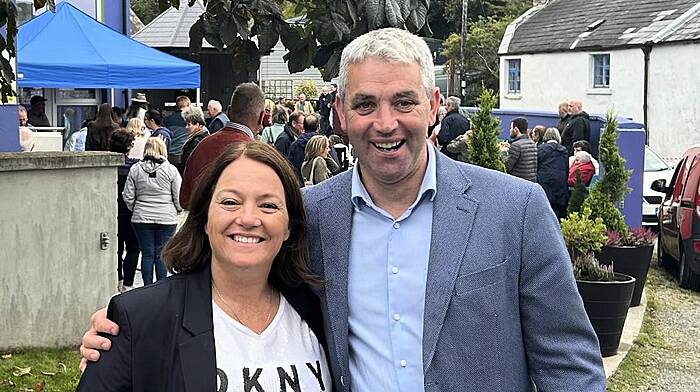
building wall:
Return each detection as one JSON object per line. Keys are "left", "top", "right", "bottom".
{"left": 499, "top": 48, "right": 645, "bottom": 127}
{"left": 0, "top": 152, "right": 122, "bottom": 349}
{"left": 647, "top": 42, "right": 700, "bottom": 158}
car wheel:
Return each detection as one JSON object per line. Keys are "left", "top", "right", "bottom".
{"left": 657, "top": 235, "right": 673, "bottom": 268}
{"left": 678, "top": 252, "right": 700, "bottom": 291}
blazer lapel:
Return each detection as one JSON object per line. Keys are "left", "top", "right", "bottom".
{"left": 422, "top": 155, "right": 479, "bottom": 371}
{"left": 179, "top": 266, "right": 217, "bottom": 392}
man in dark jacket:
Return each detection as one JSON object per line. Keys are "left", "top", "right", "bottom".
{"left": 163, "top": 96, "right": 190, "bottom": 166}
{"left": 206, "top": 99, "right": 229, "bottom": 133}
{"left": 288, "top": 114, "right": 320, "bottom": 181}
{"left": 555, "top": 101, "right": 570, "bottom": 134}
{"left": 275, "top": 111, "right": 304, "bottom": 158}
{"left": 437, "top": 96, "right": 470, "bottom": 159}
{"left": 561, "top": 99, "right": 591, "bottom": 156}
{"left": 317, "top": 86, "right": 334, "bottom": 136}
{"left": 505, "top": 117, "right": 538, "bottom": 182}
{"left": 537, "top": 128, "right": 569, "bottom": 219}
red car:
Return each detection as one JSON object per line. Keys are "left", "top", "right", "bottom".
{"left": 652, "top": 145, "right": 700, "bottom": 290}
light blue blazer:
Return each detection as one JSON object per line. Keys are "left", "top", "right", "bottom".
{"left": 302, "top": 147, "right": 606, "bottom": 391}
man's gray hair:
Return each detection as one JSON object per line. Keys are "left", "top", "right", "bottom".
{"left": 207, "top": 100, "right": 222, "bottom": 112}
{"left": 575, "top": 150, "right": 592, "bottom": 163}
{"left": 446, "top": 96, "right": 461, "bottom": 111}
{"left": 18, "top": 105, "right": 27, "bottom": 114}
{"left": 229, "top": 82, "right": 265, "bottom": 122}
{"left": 337, "top": 28, "right": 435, "bottom": 100}
{"left": 543, "top": 127, "right": 561, "bottom": 143}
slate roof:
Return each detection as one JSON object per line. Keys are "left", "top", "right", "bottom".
{"left": 131, "top": 0, "right": 212, "bottom": 48}
{"left": 500, "top": 0, "right": 700, "bottom": 55}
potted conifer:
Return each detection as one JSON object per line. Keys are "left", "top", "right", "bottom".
{"left": 467, "top": 88, "right": 506, "bottom": 172}
{"left": 561, "top": 208, "right": 636, "bottom": 357}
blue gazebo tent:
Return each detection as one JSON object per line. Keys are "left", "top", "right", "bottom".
{"left": 17, "top": 2, "right": 200, "bottom": 89}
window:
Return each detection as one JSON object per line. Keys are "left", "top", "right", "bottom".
{"left": 17, "top": 0, "right": 34, "bottom": 25}
{"left": 592, "top": 54, "right": 610, "bottom": 88}
{"left": 261, "top": 80, "right": 294, "bottom": 101}
{"left": 507, "top": 59, "right": 521, "bottom": 94}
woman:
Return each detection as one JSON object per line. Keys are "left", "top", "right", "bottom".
{"left": 122, "top": 137, "right": 182, "bottom": 285}
{"left": 262, "top": 98, "right": 275, "bottom": 128}
{"left": 536, "top": 128, "right": 569, "bottom": 219}
{"left": 446, "top": 130, "right": 472, "bottom": 163}
{"left": 85, "top": 103, "right": 119, "bottom": 151}
{"left": 126, "top": 117, "right": 149, "bottom": 159}
{"left": 180, "top": 106, "right": 210, "bottom": 173}
{"left": 530, "top": 125, "right": 546, "bottom": 146}
{"left": 77, "top": 142, "right": 330, "bottom": 391}
{"left": 126, "top": 93, "right": 149, "bottom": 121}
{"left": 109, "top": 129, "right": 141, "bottom": 292}
{"left": 301, "top": 135, "right": 339, "bottom": 186}
{"left": 144, "top": 109, "right": 172, "bottom": 151}
{"left": 568, "top": 150, "right": 596, "bottom": 187}
{"left": 261, "top": 105, "right": 288, "bottom": 145}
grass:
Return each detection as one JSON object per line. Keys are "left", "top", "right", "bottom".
{"left": 0, "top": 348, "right": 81, "bottom": 392}
{"left": 606, "top": 266, "right": 667, "bottom": 392}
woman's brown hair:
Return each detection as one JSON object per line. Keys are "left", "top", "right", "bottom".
{"left": 161, "top": 141, "right": 321, "bottom": 288}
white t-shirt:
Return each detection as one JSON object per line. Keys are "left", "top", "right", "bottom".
{"left": 213, "top": 295, "right": 332, "bottom": 392}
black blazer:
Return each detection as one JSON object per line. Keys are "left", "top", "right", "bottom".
{"left": 76, "top": 265, "right": 327, "bottom": 392}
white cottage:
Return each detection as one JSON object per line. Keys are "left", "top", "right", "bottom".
{"left": 499, "top": 0, "right": 700, "bottom": 159}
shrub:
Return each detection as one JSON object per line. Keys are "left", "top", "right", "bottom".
{"left": 560, "top": 207, "right": 607, "bottom": 261}
{"left": 294, "top": 80, "right": 318, "bottom": 100}
{"left": 574, "top": 254, "right": 616, "bottom": 282}
{"left": 467, "top": 87, "right": 505, "bottom": 172}
{"left": 606, "top": 227, "right": 656, "bottom": 247}
{"left": 567, "top": 170, "right": 587, "bottom": 215}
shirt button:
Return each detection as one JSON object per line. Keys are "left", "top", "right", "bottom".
{"left": 393, "top": 313, "right": 401, "bottom": 321}
{"left": 393, "top": 222, "right": 400, "bottom": 229}
{"left": 400, "top": 360, "right": 407, "bottom": 367}
{"left": 391, "top": 267, "right": 399, "bottom": 274}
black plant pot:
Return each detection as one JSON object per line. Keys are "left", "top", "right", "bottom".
{"left": 597, "top": 245, "right": 654, "bottom": 307}
{"left": 576, "top": 273, "right": 635, "bottom": 357}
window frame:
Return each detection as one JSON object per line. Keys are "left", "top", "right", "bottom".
{"left": 591, "top": 54, "right": 611, "bottom": 89}
{"left": 506, "top": 59, "right": 522, "bottom": 94}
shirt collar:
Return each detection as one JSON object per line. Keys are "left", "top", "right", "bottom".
{"left": 351, "top": 140, "right": 437, "bottom": 210}
{"left": 224, "top": 121, "right": 255, "bottom": 139}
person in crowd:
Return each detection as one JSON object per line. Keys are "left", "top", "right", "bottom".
{"left": 262, "top": 99, "right": 275, "bottom": 128}
{"left": 530, "top": 125, "right": 546, "bottom": 145}
{"left": 302, "top": 135, "right": 339, "bottom": 186}
{"left": 81, "top": 28, "right": 605, "bottom": 391}
{"left": 556, "top": 101, "right": 570, "bottom": 134}
{"left": 537, "top": 128, "right": 569, "bottom": 219}
{"left": 294, "top": 93, "right": 314, "bottom": 114}
{"left": 18, "top": 127, "right": 34, "bottom": 152}
{"left": 445, "top": 129, "right": 472, "bottom": 163}
{"left": 125, "top": 93, "right": 149, "bottom": 121}
{"left": 568, "top": 150, "right": 596, "bottom": 186}
{"left": 180, "top": 83, "right": 265, "bottom": 209}
{"left": 163, "top": 96, "right": 191, "bottom": 166}
{"left": 429, "top": 106, "right": 447, "bottom": 146}
{"left": 261, "top": 105, "right": 288, "bottom": 145}
{"left": 122, "top": 137, "right": 182, "bottom": 285}
{"left": 206, "top": 99, "right": 229, "bottom": 134}
{"left": 108, "top": 129, "right": 141, "bottom": 293}
{"left": 287, "top": 114, "right": 320, "bottom": 181}
{"left": 277, "top": 96, "right": 288, "bottom": 107}
{"left": 562, "top": 99, "right": 591, "bottom": 156}
{"left": 64, "top": 119, "right": 89, "bottom": 152}
{"left": 27, "top": 96, "right": 50, "bottom": 127}
{"left": 437, "top": 96, "right": 469, "bottom": 159}
{"left": 275, "top": 111, "right": 303, "bottom": 158}
{"left": 112, "top": 106, "right": 125, "bottom": 127}
{"left": 144, "top": 109, "right": 172, "bottom": 151}
{"left": 504, "top": 117, "right": 538, "bottom": 182}
{"left": 317, "top": 85, "right": 334, "bottom": 136}
{"left": 18, "top": 105, "right": 31, "bottom": 127}
{"left": 569, "top": 139, "right": 600, "bottom": 174}
{"left": 126, "top": 117, "right": 149, "bottom": 159}
{"left": 86, "top": 103, "right": 119, "bottom": 151}
{"left": 77, "top": 141, "right": 329, "bottom": 391}
{"left": 179, "top": 106, "right": 210, "bottom": 174}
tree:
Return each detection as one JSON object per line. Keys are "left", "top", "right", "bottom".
{"left": 467, "top": 87, "right": 505, "bottom": 172}
{"left": 131, "top": 0, "right": 160, "bottom": 25}
{"left": 567, "top": 171, "right": 587, "bottom": 216}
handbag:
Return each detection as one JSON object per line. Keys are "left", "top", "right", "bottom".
{"left": 303, "top": 157, "right": 322, "bottom": 186}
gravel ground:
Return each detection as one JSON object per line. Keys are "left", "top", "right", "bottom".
{"left": 607, "top": 260, "right": 700, "bottom": 391}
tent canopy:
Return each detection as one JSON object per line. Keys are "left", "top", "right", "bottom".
{"left": 17, "top": 2, "right": 200, "bottom": 89}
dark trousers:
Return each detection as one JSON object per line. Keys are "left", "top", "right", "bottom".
{"left": 117, "top": 212, "right": 140, "bottom": 286}
{"left": 319, "top": 114, "right": 332, "bottom": 136}
{"left": 132, "top": 223, "right": 176, "bottom": 285}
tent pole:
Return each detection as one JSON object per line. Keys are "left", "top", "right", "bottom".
{"left": 196, "top": 88, "right": 201, "bottom": 107}
{"left": 110, "top": 89, "right": 115, "bottom": 106}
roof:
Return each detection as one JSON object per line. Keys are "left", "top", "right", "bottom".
{"left": 500, "top": 0, "right": 700, "bottom": 55}
{"left": 131, "top": 0, "right": 212, "bottom": 48}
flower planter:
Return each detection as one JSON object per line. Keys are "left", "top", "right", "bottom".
{"left": 576, "top": 273, "right": 635, "bottom": 357}
{"left": 597, "top": 244, "right": 654, "bottom": 306}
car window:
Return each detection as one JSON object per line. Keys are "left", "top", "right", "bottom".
{"left": 644, "top": 147, "right": 670, "bottom": 171}
{"left": 671, "top": 157, "right": 688, "bottom": 200}
{"left": 680, "top": 157, "right": 698, "bottom": 199}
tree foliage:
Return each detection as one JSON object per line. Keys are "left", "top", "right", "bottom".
{"left": 567, "top": 170, "right": 588, "bottom": 216}
{"left": 131, "top": 0, "right": 160, "bottom": 25}
{"left": 467, "top": 87, "right": 505, "bottom": 172}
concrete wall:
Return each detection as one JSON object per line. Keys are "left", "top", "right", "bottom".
{"left": 647, "top": 43, "right": 700, "bottom": 158}
{"left": 500, "top": 49, "right": 645, "bottom": 123}
{"left": 0, "top": 152, "right": 122, "bottom": 349}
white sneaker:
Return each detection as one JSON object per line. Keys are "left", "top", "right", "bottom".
{"left": 123, "top": 285, "right": 133, "bottom": 292}
{"left": 117, "top": 281, "right": 126, "bottom": 293}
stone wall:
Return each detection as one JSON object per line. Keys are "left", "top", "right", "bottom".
{"left": 0, "top": 151, "right": 122, "bottom": 349}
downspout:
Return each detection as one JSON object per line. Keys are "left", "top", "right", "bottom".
{"left": 122, "top": 0, "right": 128, "bottom": 35}
{"left": 642, "top": 44, "right": 652, "bottom": 145}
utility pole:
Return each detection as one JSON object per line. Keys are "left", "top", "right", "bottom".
{"left": 460, "top": 0, "right": 469, "bottom": 101}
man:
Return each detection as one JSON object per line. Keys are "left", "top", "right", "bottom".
{"left": 505, "top": 117, "right": 538, "bottom": 182}
{"left": 206, "top": 99, "right": 229, "bottom": 134}
{"left": 317, "top": 85, "right": 334, "bottom": 136}
{"left": 556, "top": 101, "right": 570, "bottom": 134}
{"left": 562, "top": 99, "right": 591, "bottom": 156}
{"left": 180, "top": 83, "right": 265, "bottom": 208}
{"left": 436, "top": 96, "right": 469, "bottom": 159}
{"left": 143, "top": 109, "right": 172, "bottom": 151}
{"left": 294, "top": 93, "right": 314, "bottom": 114}
{"left": 275, "top": 111, "right": 304, "bottom": 158}
{"left": 18, "top": 105, "right": 31, "bottom": 127}
{"left": 163, "top": 96, "right": 191, "bottom": 166}
{"left": 287, "top": 113, "right": 320, "bottom": 181}
{"left": 80, "top": 28, "right": 605, "bottom": 391}
{"left": 27, "top": 96, "right": 50, "bottom": 127}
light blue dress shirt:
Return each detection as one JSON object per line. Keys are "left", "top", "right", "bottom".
{"left": 347, "top": 142, "right": 436, "bottom": 392}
